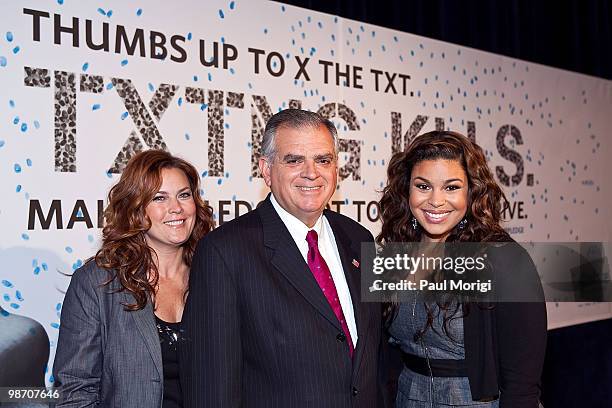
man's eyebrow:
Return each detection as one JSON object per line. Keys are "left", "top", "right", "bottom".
{"left": 313, "top": 153, "right": 335, "bottom": 160}
{"left": 281, "top": 153, "right": 305, "bottom": 161}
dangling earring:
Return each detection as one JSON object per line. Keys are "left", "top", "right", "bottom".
{"left": 411, "top": 217, "right": 418, "bottom": 230}
{"left": 457, "top": 218, "right": 468, "bottom": 230}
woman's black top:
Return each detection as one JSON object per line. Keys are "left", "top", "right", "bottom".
{"left": 155, "top": 315, "right": 184, "bottom": 408}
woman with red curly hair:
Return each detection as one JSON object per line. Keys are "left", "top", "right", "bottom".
{"left": 378, "top": 131, "right": 546, "bottom": 407}
{"left": 53, "top": 150, "right": 214, "bottom": 407}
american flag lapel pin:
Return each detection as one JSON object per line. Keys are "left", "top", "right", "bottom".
{"left": 352, "top": 259, "right": 360, "bottom": 268}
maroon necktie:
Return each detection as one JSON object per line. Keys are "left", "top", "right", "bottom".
{"left": 306, "top": 229, "right": 354, "bottom": 357}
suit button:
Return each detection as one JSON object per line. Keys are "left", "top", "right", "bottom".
{"left": 352, "top": 386, "right": 359, "bottom": 396}
{"left": 336, "top": 333, "right": 346, "bottom": 342}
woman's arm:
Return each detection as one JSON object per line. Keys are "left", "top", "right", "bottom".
{"left": 53, "top": 263, "right": 104, "bottom": 407}
{"left": 495, "top": 244, "right": 547, "bottom": 407}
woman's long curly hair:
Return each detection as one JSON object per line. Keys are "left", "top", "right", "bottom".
{"left": 377, "top": 131, "right": 511, "bottom": 339}
{"left": 95, "top": 150, "right": 214, "bottom": 311}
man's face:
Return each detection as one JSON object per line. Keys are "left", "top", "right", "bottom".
{"left": 259, "top": 124, "right": 337, "bottom": 227}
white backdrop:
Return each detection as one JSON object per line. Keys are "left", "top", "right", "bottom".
{"left": 1, "top": 0, "right": 611, "bottom": 385}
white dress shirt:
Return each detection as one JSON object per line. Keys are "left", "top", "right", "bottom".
{"left": 270, "top": 194, "right": 358, "bottom": 345}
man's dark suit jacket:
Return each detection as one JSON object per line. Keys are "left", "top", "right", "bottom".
{"left": 180, "top": 196, "right": 385, "bottom": 408}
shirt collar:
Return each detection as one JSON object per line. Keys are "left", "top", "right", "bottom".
{"left": 270, "top": 194, "right": 324, "bottom": 240}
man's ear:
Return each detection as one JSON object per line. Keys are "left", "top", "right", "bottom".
{"left": 259, "top": 158, "right": 272, "bottom": 187}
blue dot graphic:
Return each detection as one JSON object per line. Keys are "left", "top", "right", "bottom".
{"left": 1, "top": 280, "right": 13, "bottom": 288}
{"left": 6, "top": 32, "right": 13, "bottom": 42}
{"left": 120, "top": 59, "right": 128, "bottom": 66}
{"left": 0, "top": 57, "right": 7, "bottom": 67}
{"left": 20, "top": 123, "right": 27, "bottom": 132}
{"left": 14, "top": 163, "right": 21, "bottom": 173}
{"left": 12, "top": 46, "right": 19, "bottom": 54}
{"left": 136, "top": 8, "right": 143, "bottom": 16}
{"left": 218, "top": 9, "right": 225, "bottom": 18}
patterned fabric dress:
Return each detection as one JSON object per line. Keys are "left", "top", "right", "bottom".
{"left": 388, "top": 295, "right": 499, "bottom": 408}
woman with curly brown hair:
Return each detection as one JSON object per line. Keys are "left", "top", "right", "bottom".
{"left": 378, "top": 131, "right": 546, "bottom": 407}
{"left": 53, "top": 150, "right": 214, "bottom": 408}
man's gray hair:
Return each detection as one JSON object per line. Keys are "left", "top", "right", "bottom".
{"left": 261, "top": 109, "right": 339, "bottom": 161}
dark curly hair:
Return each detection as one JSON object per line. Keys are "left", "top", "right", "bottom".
{"left": 95, "top": 150, "right": 214, "bottom": 311}
{"left": 377, "top": 131, "right": 511, "bottom": 339}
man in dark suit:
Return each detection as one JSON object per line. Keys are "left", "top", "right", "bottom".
{"left": 181, "top": 109, "right": 385, "bottom": 407}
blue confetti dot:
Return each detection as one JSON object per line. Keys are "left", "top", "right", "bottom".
{"left": 10, "top": 303, "right": 19, "bottom": 310}
{"left": 57, "top": 0, "right": 63, "bottom": 4}
{"left": 97, "top": 8, "right": 106, "bottom": 16}
{"left": 219, "top": 9, "right": 225, "bottom": 18}
{"left": 136, "top": 8, "right": 143, "bottom": 16}
{"left": 50, "top": 322, "right": 60, "bottom": 329}
{"left": 41, "top": 263, "right": 48, "bottom": 271}
{"left": 3, "top": 294, "right": 9, "bottom": 301}
{"left": 217, "top": 178, "right": 222, "bottom": 185}
{"left": 14, "top": 163, "right": 21, "bottom": 173}
{"left": 20, "top": 123, "right": 27, "bottom": 132}
{"left": 21, "top": 233, "right": 29, "bottom": 240}
{"left": 120, "top": 111, "right": 129, "bottom": 120}
{"left": 12, "top": 46, "right": 20, "bottom": 54}
{"left": 33, "top": 266, "right": 41, "bottom": 275}
{"left": 92, "top": 103, "right": 101, "bottom": 111}
{"left": 0, "top": 309, "right": 8, "bottom": 317}
{"left": 16, "top": 184, "right": 21, "bottom": 192}
{"left": 208, "top": 73, "right": 212, "bottom": 81}
{"left": 65, "top": 246, "right": 73, "bottom": 253}
{"left": 185, "top": 133, "right": 190, "bottom": 140}
{"left": 177, "top": 97, "right": 183, "bottom": 106}
{"left": 6, "top": 32, "right": 13, "bottom": 42}
{"left": 0, "top": 56, "right": 7, "bottom": 67}
{"left": 2, "top": 280, "right": 13, "bottom": 288}
{"left": 120, "top": 59, "right": 128, "bottom": 66}
{"left": 56, "top": 303, "right": 62, "bottom": 311}
{"left": 9, "top": 99, "right": 15, "bottom": 108}
{"left": 187, "top": 32, "right": 192, "bottom": 40}
{"left": 106, "top": 10, "right": 113, "bottom": 17}
{"left": 0, "top": 140, "right": 5, "bottom": 148}
{"left": 15, "top": 291, "right": 23, "bottom": 301}
{"left": 106, "top": 82, "right": 114, "bottom": 90}
{"left": 33, "top": 120, "right": 40, "bottom": 129}
{"left": 201, "top": 170, "right": 208, "bottom": 177}
{"left": 82, "top": 62, "right": 89, "bottom": 71}
{"left": 229, "top": 1, "right": 235, "bottom": 10}
{"left": 193, "top": 75, "right": 198, "bottom": 81}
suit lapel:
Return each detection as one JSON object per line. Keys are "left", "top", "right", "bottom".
{"left": 124, "top": 291, "right": 163, "bottom": 380}
{"left": 259, "top": 198, "right": 341, "bottom": 331}
{"left": 324, "top": 210, "right": 373, "bottom": 376}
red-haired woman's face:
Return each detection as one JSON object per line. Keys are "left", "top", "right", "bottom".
{"left": 144, "top": 168, "right": 196, "bottom": 253}
{"left": 409, "top": 159, "right": 468, "bottom": 242}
